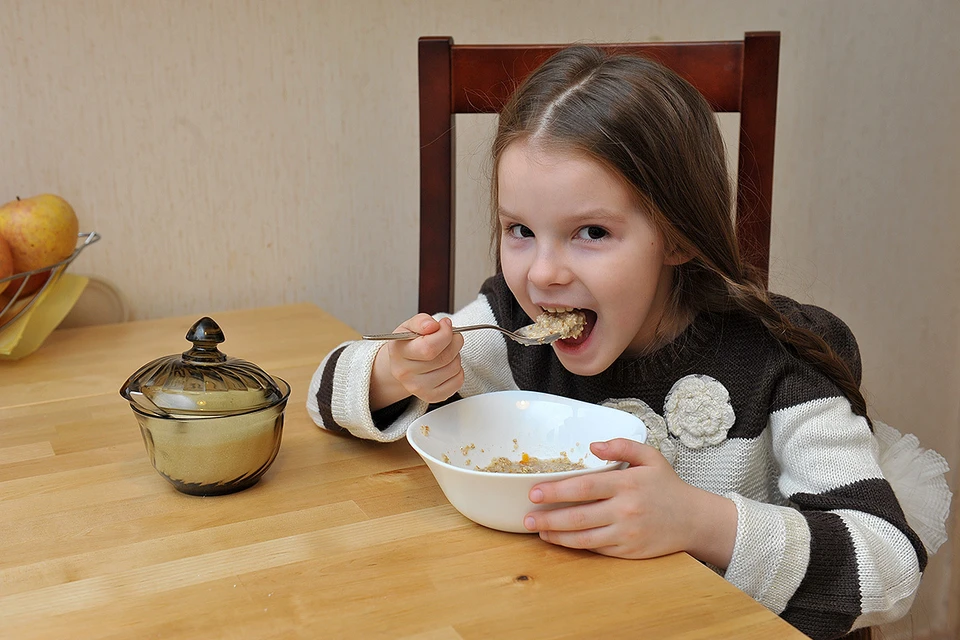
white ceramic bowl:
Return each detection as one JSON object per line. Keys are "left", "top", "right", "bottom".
{"left": 406, "top": 390, "right": 647, "bottom": 533}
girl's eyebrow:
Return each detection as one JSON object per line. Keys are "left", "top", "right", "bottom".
{"left": 572, "top": 208, "right": 627, "bottom": 221}
{"left": 498, "top": 206, "right": 627, "bottom": 221}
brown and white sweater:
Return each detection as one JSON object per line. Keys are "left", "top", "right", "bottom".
{"left": 308, "top": 274, "right": 928, "bottom": 640}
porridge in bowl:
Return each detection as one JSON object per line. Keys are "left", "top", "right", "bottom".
{"left": 478, "top": 452, "right": 586, "bottom": 473}
{"left": 405, "top": 390, "right": 647, "bottom": 533}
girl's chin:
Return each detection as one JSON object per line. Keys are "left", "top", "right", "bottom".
{"left": 554, "top": 350, "right": 609, "bottom": 377}
{"left": 552, "top": 318, "right": 620, "bottom": 376}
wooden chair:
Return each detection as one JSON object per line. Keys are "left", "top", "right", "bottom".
{"left": 417, "top": 32, "right": 780, "bottom": 314}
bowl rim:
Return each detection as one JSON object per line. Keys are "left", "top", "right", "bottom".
{"left": 405, "top": 390, "right": 644, "bottom": 478}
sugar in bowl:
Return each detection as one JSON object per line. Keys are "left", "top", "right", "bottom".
{"left": 120, "top": 316, "right": 290, "bottom": 496}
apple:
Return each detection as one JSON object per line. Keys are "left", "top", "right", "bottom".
{"left": 0, "top": 194, "right": 79, "bottom": 295}
{"left": 0, "top": 234, "right": 12, "bottom": 295}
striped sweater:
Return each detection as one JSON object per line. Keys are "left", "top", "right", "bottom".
{"left": 308, "top": 274, "right": 926, "bottom": 640}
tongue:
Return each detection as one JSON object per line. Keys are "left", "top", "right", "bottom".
{"left": 559, "top": 310, "right": 596, "bottom": 346}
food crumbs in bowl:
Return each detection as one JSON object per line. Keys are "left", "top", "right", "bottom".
{"left": 478, "top": 451, "right": 586, "bottom": 473}
{"left": 420, "top": 425, "right": 430, "bottom": 436}
{"left": 460, "top": 443, "right": 476, "bottom": 456}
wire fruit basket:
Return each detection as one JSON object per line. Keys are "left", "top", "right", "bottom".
{"left": 0, "top": 231, "right": 101, "bottom": 333}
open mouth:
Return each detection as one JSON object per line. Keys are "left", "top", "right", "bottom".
{"left": 539, "top": 307, "right": 597, "bottom": 346}
{"left": 560, "top": 309, "right": 596, "bottom": 346}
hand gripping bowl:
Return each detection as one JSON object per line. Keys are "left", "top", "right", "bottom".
{"left": 406, "top": 390, "right": 647, "bottom": 533}
{"left": 119, "top": 316, "right": 290, "bottom": 496}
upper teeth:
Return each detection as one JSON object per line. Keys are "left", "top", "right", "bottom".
{"left": 542, "top": 306, "right": 576, "bottom": 313}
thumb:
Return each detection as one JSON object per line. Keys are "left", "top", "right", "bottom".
{"left": 399, "top": 313, "right": 442, "bottom": 335}
{"left": 591, "top": 438, "right": 665, "bottom": 468}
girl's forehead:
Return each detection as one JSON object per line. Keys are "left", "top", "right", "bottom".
{"left": 499, "top": 141, "right": 614, "bottom": 188}
{"left": 500, "top": 138, "right": 595, "bottom": 170}
{"left": 498, "top": 140, "right": 639, "bottom": 212}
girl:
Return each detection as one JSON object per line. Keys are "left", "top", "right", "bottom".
{"left": 308, "top": 46, "right": 950, "bottom": 639}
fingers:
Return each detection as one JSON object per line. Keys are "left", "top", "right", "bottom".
{"left": 397, "top": 313, "right": 442, "bottom": 336}
{"left": 393, "top": 316, "right": 464, "bottom": 363}
{"left": 525, "top": 474, "right": 618, "bottom": 535}
{"left": 524, "top": 499, "right": 612, "bottom": 534}
{"left": 537, "top": 527, "right": 616, "bottom": 552}
{"left": 525, "top": 441, "right": 664, "bottom": 510}
{"left": 526, "top": 504, "right": 629, "bottom": 554}
{"left": 525, "top": 442, "right": 686, "bottom": 561}
{"left": 591, "top": 438, "right": 666, "bottom": 468}
{"left": 529, "top": 472, "right": 617, "bottom": 506}
{"left": 412, "top": 356, "right": 464, "bottom": 403}
{"left": 388, "top": 316, "right": 465, "bottom": 403}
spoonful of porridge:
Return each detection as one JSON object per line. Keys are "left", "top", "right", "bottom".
{"left": 362, "top": 310, "right": 586, "bottom": 347}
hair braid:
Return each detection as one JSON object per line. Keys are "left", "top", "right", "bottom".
{"left": 717, "top": 272, "right": 871, "bottom": 423}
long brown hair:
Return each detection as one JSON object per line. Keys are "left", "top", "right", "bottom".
{"left": 490, "top": 45, "right": 869, "bottom": 420}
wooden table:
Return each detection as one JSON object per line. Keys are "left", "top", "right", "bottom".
{"left": 0, "top": 304, "right": 806, "bottom": 639}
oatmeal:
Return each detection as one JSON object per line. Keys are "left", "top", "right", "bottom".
{"left": 478, "top": 451, "right": 586, "bottom": 474}
{"left": 524, "top": 310, "right": 586, "bottom": 341}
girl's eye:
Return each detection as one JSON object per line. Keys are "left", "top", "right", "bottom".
{"left": 505, "top": 224, "right": 534, "bottom": 238}
{"left": 577, "top": 226, "right": 608, "bottom": 241}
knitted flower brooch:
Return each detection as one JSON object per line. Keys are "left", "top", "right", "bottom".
{"left": 663, "top": 374, "right": 735, "bottom": 449}
{"left": 602, "top": 398, "right": 677, "bottom": 464}
{"left": 602, "top": 374, "right": 735, "bottom": 463}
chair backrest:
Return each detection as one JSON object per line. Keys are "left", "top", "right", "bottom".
{"left": 418, "top": 33, "right": 780, "bottom": 314}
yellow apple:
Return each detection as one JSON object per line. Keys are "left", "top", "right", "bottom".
{"left": 0, "top": 194, "right": 79, "bottom": 295}
{"left": 0, "top": 234, "right": 13, "bottom": 295}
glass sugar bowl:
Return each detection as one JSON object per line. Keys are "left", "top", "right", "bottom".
{"left": 119, "top": 316, "right": 291, "bottom": 496}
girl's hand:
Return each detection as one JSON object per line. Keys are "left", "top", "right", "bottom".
{"left": 369, "top": 314, "right": 465, "bottom": 409}
{"left": 523, "top": 438, "right": 738, "bottom": 567}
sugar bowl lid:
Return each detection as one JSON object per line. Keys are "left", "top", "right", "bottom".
{"left": 119, "top": 316, "right": 289, "bottom": 417}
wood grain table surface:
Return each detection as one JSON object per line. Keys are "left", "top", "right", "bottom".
{"left": 0, "top": 303, "right": 807, "bottom": 639}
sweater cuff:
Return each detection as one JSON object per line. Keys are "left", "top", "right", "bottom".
{"left": 306, "top": 339, "right": 429, "bottom": 442}
{"left": 371, "top": 398, "right": 414, "bottom": 429}
{"left": 723, "top": 493, "right": 811, "bottom": 614}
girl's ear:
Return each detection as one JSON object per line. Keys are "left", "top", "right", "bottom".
{"left": 664, "top": 244, "right": 694, "bottom": 266}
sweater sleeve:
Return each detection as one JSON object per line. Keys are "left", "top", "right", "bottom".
{"left": 724, "top": 396, "right": 924, "bottom": 639}
{"left": 721, "top": 301, "right": 927, "bottom": 639}
{"left": 306, "top": 290, "right": 519, "bottom": 441}
{"left": 305, "top": 337, "right": 430, "bottom": 442}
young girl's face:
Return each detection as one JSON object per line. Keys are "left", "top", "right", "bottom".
{"left": 497, "top": 139, "right": 680, "bottom": 376}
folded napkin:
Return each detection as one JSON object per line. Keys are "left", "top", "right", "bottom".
{"left": 0, "top": 273, "right": 89, "bottom": 360}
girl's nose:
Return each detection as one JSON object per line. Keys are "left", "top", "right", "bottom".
{"left": 527, "top": 246, "right": 572, "bottom": 287}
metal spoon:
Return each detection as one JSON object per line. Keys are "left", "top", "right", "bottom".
{"left": 362, "top": 323, "right": 565, "bottom": 347}
{"left": 127, "top": 390, "right": 173, "bottom": 417}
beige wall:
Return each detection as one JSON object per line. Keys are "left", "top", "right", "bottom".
{"left": 2, "top": 0, "right": 957, "bottom": 637}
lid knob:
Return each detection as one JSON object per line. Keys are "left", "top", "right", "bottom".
{"left": 182, "top": 316, "right": 228, "bottom": 364}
